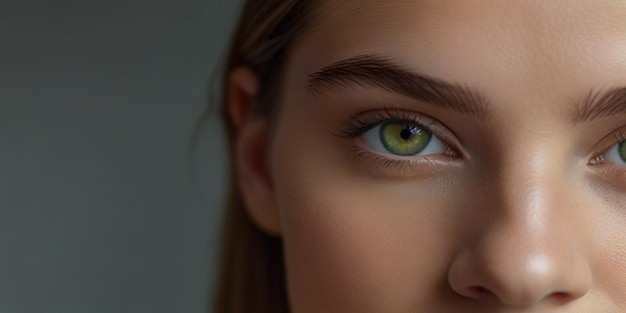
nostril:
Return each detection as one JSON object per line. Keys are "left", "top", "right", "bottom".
{"left": 465, "top": 286, "right": 580, "bottom": 306}
{"left": 549, "top": 291, "right": 575, "bottom": 305}
{"left": 465, "top": 286, "right": 493, "bottom": 300}
{"left": 471, "top": 286, "right": 490, "bottom": 295}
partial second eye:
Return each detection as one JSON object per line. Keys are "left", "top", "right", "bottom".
{"left": 602, "top": 140, "right": 626, "bottom": 165}
{"left": 361, "top": 121, "right": 448, "bottom": 156}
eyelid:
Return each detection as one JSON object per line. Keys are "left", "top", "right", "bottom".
{"left": 589, "top": 125, "right": 626, "bottom": 165}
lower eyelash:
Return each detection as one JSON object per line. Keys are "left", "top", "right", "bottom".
{"left": 609, "top": 167, "right": 626, "bottom": 179}
{"left": 348, "top": 145, "right": 411, "bottom": 172}
{"left": 345, "top": 145, "right": 456, "bottom": 176}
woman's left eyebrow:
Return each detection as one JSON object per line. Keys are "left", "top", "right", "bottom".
{"left": 575, "top": 87, "right": 626, "bottom": 123}
{"left": 306, "top": 54, "right": 492, "bottom": 122}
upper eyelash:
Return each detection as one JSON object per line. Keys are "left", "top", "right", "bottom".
{"left": 334, "top": 109, "right": 436, "bottom": 139}
{"left": 613, "top": 130, "right": 626, "bottom": 143}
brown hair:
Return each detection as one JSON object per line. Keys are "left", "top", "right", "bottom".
{"left": 212, "top": 1, "right": 317, "bottom": 312}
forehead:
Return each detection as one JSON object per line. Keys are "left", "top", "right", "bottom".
{"left": 291, "top": 0, "right": 626, "bottom": 111}
{"left": 307, "top": 0, "right": 626, "bottom": 62}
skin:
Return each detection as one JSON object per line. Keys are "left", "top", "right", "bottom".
{"left": 233, "top": 0, "right": 626, "bottom": 312}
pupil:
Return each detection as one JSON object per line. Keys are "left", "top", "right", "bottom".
{"left": 400, "top": 125, "right": 415, "bottom": 140}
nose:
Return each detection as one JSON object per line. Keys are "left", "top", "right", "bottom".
{"left": 447, "top": 180, "right": 592, "bottom": 307}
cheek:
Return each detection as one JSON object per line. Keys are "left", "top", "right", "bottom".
{"left": 270, "top": 114, "right": 460, "bottom": 312}
{"left": 277, "top": 178, "right": 451, "bottom": 312}
{"left": 589, "top": 205, "right": 626, "bottom": 306}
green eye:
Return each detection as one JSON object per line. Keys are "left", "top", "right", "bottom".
{"left": 619, "top": 141, "right": 626, "bottom": 162}
{"left": 380, "top": 122, "right": 432, "bottom": 156}
{"left": 360, "top": 119, "right": 449, "bottom": 157}
{"left": 601, "top": 140, "right": 626, "bottom": 164}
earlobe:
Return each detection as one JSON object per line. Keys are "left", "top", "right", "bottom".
{"left": 229, "top": 66, "right": 282, "bottom": 237}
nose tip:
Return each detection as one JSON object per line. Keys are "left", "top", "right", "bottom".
{"left": 448, "top": 241, "right": 592, "bottom": 307}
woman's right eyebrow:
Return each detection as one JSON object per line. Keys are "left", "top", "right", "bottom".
{"left": 306, "top": 54, "right": 492, "bottom": 122}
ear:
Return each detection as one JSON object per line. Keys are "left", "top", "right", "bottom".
{"left": 228, "top": 66, "right": 282, "bottom": 236}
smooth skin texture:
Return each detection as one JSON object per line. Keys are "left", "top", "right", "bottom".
{"left": 232, "top": 1, "right": 626, "bottom": 312}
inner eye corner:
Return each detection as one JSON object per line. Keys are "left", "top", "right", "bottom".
{"left": 588, "top": 153, "right": 603, "bottom": 165}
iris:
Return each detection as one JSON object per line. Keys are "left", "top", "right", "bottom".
{"left": 380, "top": 122, "right": 432, "bottom": 156}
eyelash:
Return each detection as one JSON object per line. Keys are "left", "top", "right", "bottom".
{"left": 334, "top": 109, "right": 461, "bottom": 172}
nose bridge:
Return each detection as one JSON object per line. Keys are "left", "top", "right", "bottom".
{"left": 490, "top": 135, "right": 582, "bottom": 261}
{"left": 448, "top": 136, "right": 592, "bottom": 306}
{"left": 496, "top": 143, "right": 556, "bottom": 233}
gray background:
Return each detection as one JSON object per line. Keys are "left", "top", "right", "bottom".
{"left": 0, "top": 0, "right": 240, "bottom": 312}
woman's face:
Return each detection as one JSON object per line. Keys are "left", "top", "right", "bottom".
{"left": 264, "top": 0, "right": 626, "bottom": 311}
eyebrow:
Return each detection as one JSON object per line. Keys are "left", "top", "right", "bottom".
{"left": 307, "top": 55, "right": 626, "bottom": 124}
{"left": 575, "top": 87, "right": 626, "bottom": 123}
{"left": 306, "top": 55, "right": 492, "bottom": 121}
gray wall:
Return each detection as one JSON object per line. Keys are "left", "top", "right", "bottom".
{"left": 0, "top": 0, "right": 240, "bottom": 312}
